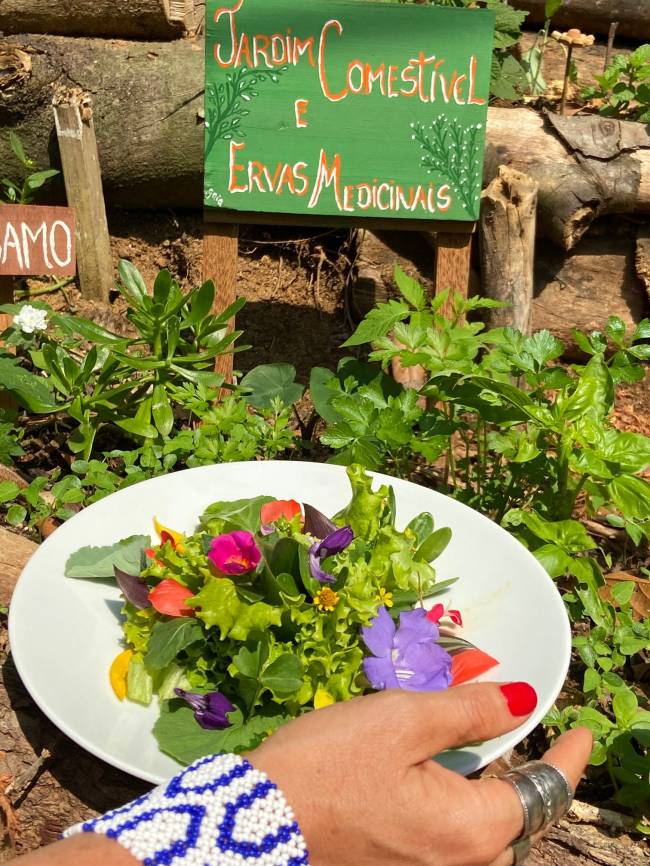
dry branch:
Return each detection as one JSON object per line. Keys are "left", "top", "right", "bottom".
{"left": 512, "top": 0, "right": 650, "bottom": 43}
{"left": 0, "top": 0, "right": 195, "bottom": 40}
{"left": 636, "top": 225, "right": 650, "bottom": 301}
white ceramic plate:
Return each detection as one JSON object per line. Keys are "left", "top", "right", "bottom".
{"left": 9, "top": 461, "right": 570, "bottom": 784}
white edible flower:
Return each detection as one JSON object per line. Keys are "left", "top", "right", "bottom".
{"left": 13, "top": 304, "right": 48, "bottom": 334}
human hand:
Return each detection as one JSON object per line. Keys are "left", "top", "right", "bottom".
{"left": 249, "top": 683, "right": 592, "bottom": 866}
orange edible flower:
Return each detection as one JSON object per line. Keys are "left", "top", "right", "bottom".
{"left": 153, "top": 517, "right": 186, "bottom": 553}
{"left": 149, "top": 579, "right": 194, "bottom": 617}
{"left": 450, "top": 649, "right": 499, "bottom": 687}
{"left": 260, "top": 500, "right": 302, "bottom": 526}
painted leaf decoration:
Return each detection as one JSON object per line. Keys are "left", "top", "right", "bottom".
{"left": 114, "top": 567, "right": 151, "bottom": 609}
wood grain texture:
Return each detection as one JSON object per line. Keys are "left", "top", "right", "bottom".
{"left": 203, "top": 221, "right": 238, "bottom": 383}
{"left": 480, "top": 166, "right": 538, "bottom": 334}
{"left": 0, "top": 527, "right": 37, "bottom": 607}
{"left": 512, "top": 0, "right": 650, "bottom": 42}
{"left": 0, "top": 0, "right": 191, "bottom": 39}
{"left": 434, "top": 231, "right": 473, "bottom": 318}
{"left": 52, "top": 101, "right": 112, "bottom": 302}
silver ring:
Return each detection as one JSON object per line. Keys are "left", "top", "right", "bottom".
{"left": 501, "top": 760, "right": 574, "bottom": 838}
{"left": 511, "top": 836, "right": 532, "bottom": 865}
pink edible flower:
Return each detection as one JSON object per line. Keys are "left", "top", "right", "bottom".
{"left": 426, "top": 604, "right": 463, "bottom": 627}
{"left": 208, "top": 530, "right": 261, "bottom": 575}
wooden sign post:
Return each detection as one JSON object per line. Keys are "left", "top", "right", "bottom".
{"left": 0, "top": 204, "right": 76, "bottom": 330}
{"left": 203, "top": 0, "right": 495, "bottom": 379}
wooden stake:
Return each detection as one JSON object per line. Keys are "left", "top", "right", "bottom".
{"left": 203, "top": 220, "right": 239, "bottom": 384}
{"left": 434, "top": 231, "right": 473, "bottom": 319}
{"left": 605, "top": 21, "right": 619, "bottom": 71}
{"left": 52, "top": 96, "right": 112, "bottom": 302}
{"left": 480, "top": 166, "right": 538, "bottom": 335}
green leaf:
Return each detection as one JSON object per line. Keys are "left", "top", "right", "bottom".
{"left": 115, "top": 417, "right": 159, "bottom": 440}
{"left": 534, "top": 543, "right": 572, "bottom": 578}
{"left": 240, "top": 363, "right": 304, "bottom": 409}
{"left": 24, "top": 170, "right": 59, "bottom": 192}
{"left": 583, "top": 668, "right": 601, "bottom": 693}
{"left": 144, "top": 618, "right": 204, "bottom": 670}
{"left": 545, "top": 0, "right": 562, "bottom": 18}
{"left": 65, "top": 535, "right": 149, "bottom": 579}
{"left": 505, "top": 510, "right": 595, "bottom": 553}
{"left": 605, "top": 316, "right": 627, "bottom": 347}
{"left": 342, "top": 299, "right": 410, "bottom": 347}
{"left": 0, "top": 480, "right": 20, "bottom": 504}
{"left": 154, "top": 703, "right": 286, "bottom": 764}
{"left": 613, "top": 689, "right": 638, "bottom": 729}
{"left": 260, "top": 654, "right": 303, "bottom": 697}
{"left": 185, "top": 281, "right": 216, "bottom": 325}
{"left": 201, "top": 495, "right": 274, "bottom": 534}
{"left": 611, "top": 581, "right": 635, "bottom": 607}
{"left": 117, "top": 260, "right": 148, "bottom": 307}
{"left": 9, "top": 131, "right": 29, "bottom": 167}
{"left": 415, "top": 527, "right": 451, "bottom": 563}
{"left": 6, "top": 504, "right": 27, "bottom": 526}
{"left": 405, "top": 512, "right": 435, "bottom": 547}
{"left": 394, "top": 265, "right": 426, "bottom": 310}
{"left": 127, "top": 655, "right": 154, "bottom": 705}
{"left": 188, "top": 578, "right": 281, "bottom": 641}
{"left": 152, "top": 384, "right": 174, "bottom": 438}
{"left": 0, "top": 357, "right": 58, "bottom": 414}
{"left": 309, "top": 367, "right": 340, "bottom": 423}
{"left": 607, "top": 475, "right": 650, "bottom": 523}
{"left": 562, "top": 355, "right": 614, "bottom": 423}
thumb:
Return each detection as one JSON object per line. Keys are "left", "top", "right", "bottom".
{"left": 402, "top": 681, "right": 538, "bottom": 762}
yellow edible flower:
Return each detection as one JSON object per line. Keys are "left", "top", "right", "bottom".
{"left": 378, "top": 588, "right": 394, "bottom": 609}
{"left": 314, "top": 686, "right": 335, "bottom": 709}
{"left": 109, "top": 649, "right": 134, "bottom": 701}
{"left": 313, "top": 587, "right": 340, "bottom": 612}
{"left": 153, "top": 517, "right": 186, "bottom": 554}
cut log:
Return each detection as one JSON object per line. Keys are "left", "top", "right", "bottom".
{"left": 480, "top": 166, "right": 538, "bottom": 334}
{"left": 518, "top": 31, "right": 631, "bottom": 91}
{"left": 0, "top": 0, "right": 195, "bottom": 40}
{"left": 2, "top": 33, "right": 650, "bottom": 249}
{"left": 0, "top": 526, "right": 37, "bottom": 607}
{"left": 636, "top": 225, "right": 650, "bottom": 302}
{"left": 512, "top": 0, "right": 650, "bottom": 43}
{"left": 532, "top": 217, "right": 648, "bottom": 351}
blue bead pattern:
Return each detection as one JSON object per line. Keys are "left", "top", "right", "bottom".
{"left": 64, "top": 754, "right": 309, "bottom": 866}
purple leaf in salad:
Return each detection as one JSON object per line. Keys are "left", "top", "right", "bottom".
{"left": 114, "top": 567, "right": 151, "bottom": 609}
{"left": 361, "top": 606, "right": 452, "bottom": 693}
{"left": 303, "top": 503, "right": 338, "bottom": 540}
{"left": 308, "top": 525, "right": 354, "bottom": 584}
{"left": 174, "top": 688, "right": 235, "bottom": 730}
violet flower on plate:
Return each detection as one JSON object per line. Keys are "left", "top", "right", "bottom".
{"left": 174, "top": 688, "right": 235, "bottom": 730}
{"left": 362, "top": 606, "right": 452, "bottom": 692}
{"left": 308, "top": 525, "right": 354, "bottom": 584}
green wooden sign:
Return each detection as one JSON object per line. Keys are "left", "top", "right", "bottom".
{"left": 204, "top": 0, "right": 494, "bottom": 223}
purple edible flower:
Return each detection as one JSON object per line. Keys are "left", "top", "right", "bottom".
{"left": 362, "top": 606, "right": 452, "bottom": 693}
{"left": 114, "top": 567, "right": 151, "bottom": 610}
{"left": 174, "top": 688, "right": 235, "bottom": 730}
{"left": 308, "top": 525, "right": 354, "bottom": 584}
{"left": 303, "top": 503, "right": 338, "bottom": 540}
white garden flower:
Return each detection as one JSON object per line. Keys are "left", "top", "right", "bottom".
{"left": 13, "top": 304, "right": 48, "bottom": 334}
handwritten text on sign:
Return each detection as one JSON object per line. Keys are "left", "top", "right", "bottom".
{"left": 0, "top": 206, "right": 76, "bottom": 277}
{"left": 204, "top": 0, "right": 494, "bottom": 222}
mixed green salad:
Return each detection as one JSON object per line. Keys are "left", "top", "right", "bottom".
{"left": 65, "top": 465, "right": 498, "bottom": 765}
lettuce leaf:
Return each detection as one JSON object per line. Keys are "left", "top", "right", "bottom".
{"left": 189, "top": 579, "right": 281, "bottom": 640}
{"left": 335, "top": 465, "right": 390, "bottom": 540}
{"left": 200, "top": 495, "right": 274, "bottom": 534}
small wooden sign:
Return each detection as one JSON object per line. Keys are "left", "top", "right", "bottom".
{"left": 0, "top": 205, "right": 76, "bottom": 277}
{"left": 204, "top": 0, "right": 494, "bottom": 224}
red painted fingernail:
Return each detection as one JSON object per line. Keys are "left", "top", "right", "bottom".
{"left": 500, "top": 682, "right": 538, "bottom": 716}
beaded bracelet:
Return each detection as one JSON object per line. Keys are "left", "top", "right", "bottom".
{"left": 64, "top": 753, "right": 310, "bottom": 866}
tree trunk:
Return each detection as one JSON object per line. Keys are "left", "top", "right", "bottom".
{"left": 532, "top": 217, "right": 647, "bottom": 352}
{"left": 0, "top": 0, "right": 195, "bottom": 40}
{"left": 480, "top": 166, "right": 538, "bottom": 334}
{"left": 636, "top": 225, "right": 650, "bottom": 302}
{"left": 512, "top": 0, "right": 650, "bottom": 43}
{"left": 2, "top": 33, "right": 650, "bottom": 248}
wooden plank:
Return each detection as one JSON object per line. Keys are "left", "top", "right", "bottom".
{"left": 204, "top": 0, "right": 493, "bottom": 225}
{"left": 0, "top": 526, "right": 38, "bottom": 606}
{"left": 203, "top": 221, "right": 239, "bottom": 384}
{"left": 0, "top": 205, "right": 76, "bottom": 277}
{"left": 52, "top": 98, "right": 112, "bottom": 303}
{"left": 434, "top": 231, "right": 473, "bottom": 318}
